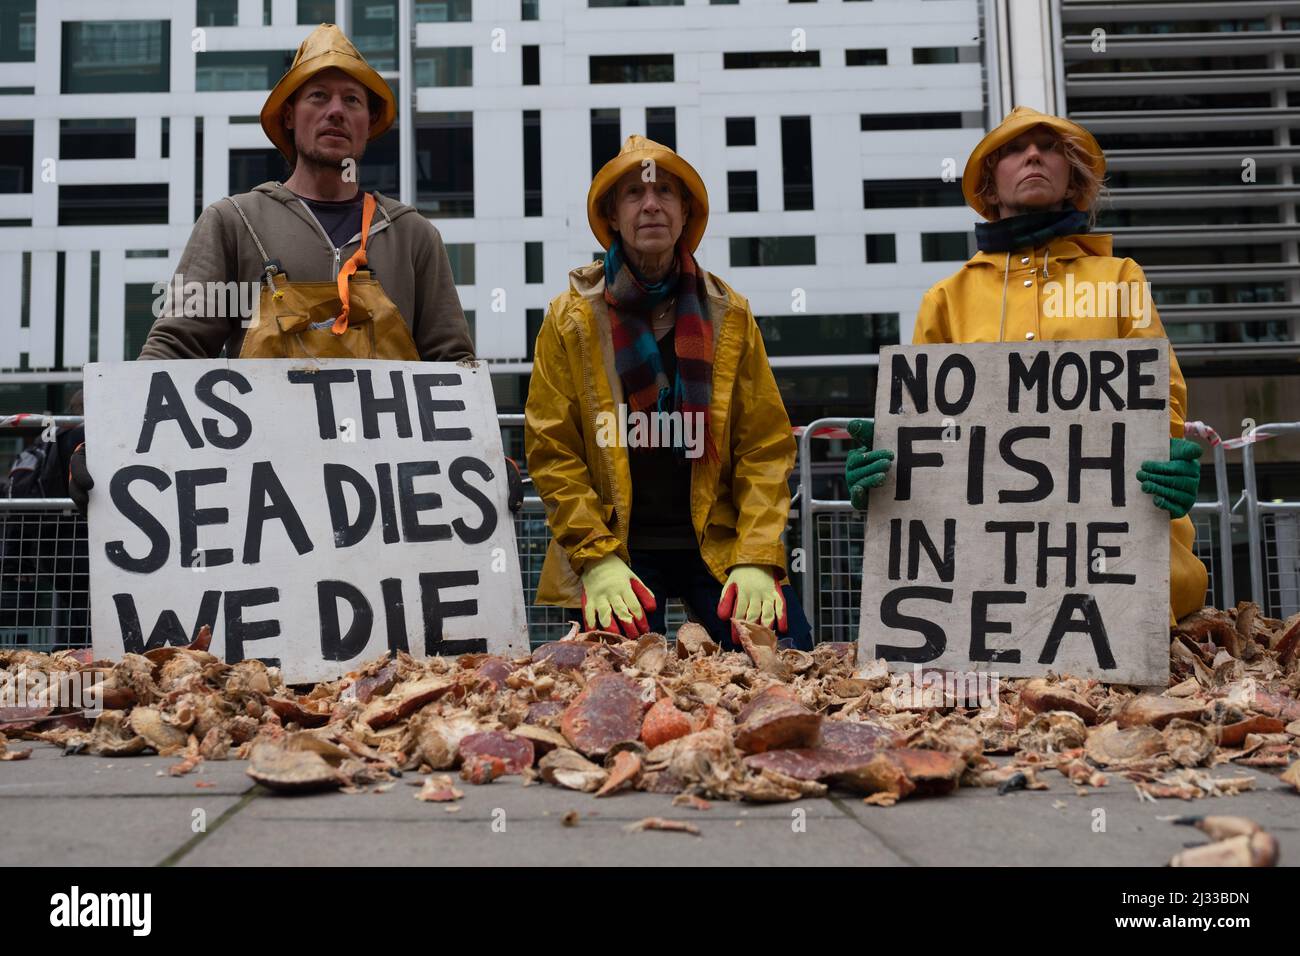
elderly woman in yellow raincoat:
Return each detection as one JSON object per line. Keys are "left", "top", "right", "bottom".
{"left": 525, "top": 136, "right": 811, "bottom": 648}
{"left": 846, "top": 107, "right": 1208, "bottom": 623}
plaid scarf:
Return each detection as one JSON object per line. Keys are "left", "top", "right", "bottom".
{"left": 975, "top": 208, "right": 1090, "bottom": 253}
{"left": 604, "top": 236, "right": 716, "bottom": 461}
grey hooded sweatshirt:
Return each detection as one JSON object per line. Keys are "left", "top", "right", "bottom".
{"left": 139, "top": 181, "right": 474, "bottom": 362}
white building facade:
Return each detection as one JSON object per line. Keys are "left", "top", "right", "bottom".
{"left": 0, "top": 0, "right": 989, "bottom": 429}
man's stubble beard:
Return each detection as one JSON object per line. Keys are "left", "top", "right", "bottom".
{"left": 292, "top": 133, "right": 368, "bottom": 176}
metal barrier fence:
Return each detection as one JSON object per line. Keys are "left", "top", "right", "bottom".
{"left": 797, "top": 417, "right": 1241, "bottom": 645}
{"left": 1240, "top": 422, "right": 1300, "bottom": 620}
{"left": 0, "top": 411, "right": 1279, "bottom": 652}
{"left": 0, "top": 414, "right": 692, "bottom": 652}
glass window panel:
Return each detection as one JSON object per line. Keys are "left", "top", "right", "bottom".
{"left": 415, "top": 47, "right": 473, "bottom": 86}
{"left": 62, "top": 21, "right": 169, "bottom": 94}
{"left": 729, "top": 236, "right": 816, "bottom": 267}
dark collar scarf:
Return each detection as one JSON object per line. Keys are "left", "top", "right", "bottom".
{"left": 975, "top": 208, "right": 1090, "bottom": 253}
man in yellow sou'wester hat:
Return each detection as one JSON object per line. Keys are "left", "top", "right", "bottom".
{"left": 844, "top": 107, "right": 1208, "bottom": 624}
{"left": 69, "top": 25, "right": 507, "bottom": 511}
{"left": 524, "top": 136, "right": 812, "bottom": 649}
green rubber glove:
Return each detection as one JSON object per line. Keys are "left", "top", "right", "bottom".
{"left": 845, "top": 419, "right": 894, "bottom": 511}
{"left": 716, "top": 565, "right": 787, "bottom": 633}
{"left": 580, "top": 554, "right": 656, "bottom": 638}
{"left": 1136, "top": 437, "right": 1201, "bottom": 519}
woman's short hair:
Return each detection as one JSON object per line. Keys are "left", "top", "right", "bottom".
{"left": 976, "top": 128, "right": 1107, "bottom": 227}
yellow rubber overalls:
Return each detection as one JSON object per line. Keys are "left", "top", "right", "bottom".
{"left": 226, "top": 191, "right": 421, "bottom": 360}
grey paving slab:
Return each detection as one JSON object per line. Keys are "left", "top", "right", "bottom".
{"left": 840, "top": 769, "right": 1300, "bottom": 867}
{"left": 177, "top": 813, "right": 903, "bottom": 867}
{"left": 0, "top": 794, "right": 244, "bottom": 866}
{"left": 0, "top": 743, "right": 255, "bottom": 798}
{"left": 244, "top": 777, "right": 847, "bottom": 822}
{"left": 4, "top": 743, "right": 1298, "bottom": 867}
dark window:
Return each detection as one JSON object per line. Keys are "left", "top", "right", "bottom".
{"left": 921, "top": 232, "right": 971, "bottom": 262}
{"left": 19, "top": 251, "right": 28, "bottom": 328}
{"left": 60, "top": 184, "right": 168, "bottom": 226}
{"left": 124, "top": 283, "right": 158, "bottom": 361}
{"left": 0, "top": 1, "right": 35, "bottom": 62}
{"left": 589, "top": 54, "right": 673, "bottom": 83}
{"left": 417, "top": 0, "right": 473, "bottom": 20}
{"left": 781, "top": 116, "right": 813, "bottom": 210}
{"left": 1074, "top": 91, "right": 1272, "bottom": 114}
{"left": 729, "top": 236, "right": 816, "bottom": 267}
{"left": 865, "top": 234, "right": 896, "bottom": 264}
{"left": 723, "top": 51, "right": 820, "bottom": 69}
{"left": 590, "top": 108, "right": 621, "bottom": 177}
{"left": 359, "top": 79, "right": 401, "bottom": 195}
{"left": 646, "top": 106, "right": 676, "bottom": 150}
{"left": 526, "top": 308, "right": 545, "bottom": 361}
{"left": 445, "top": 244, "right": 475, "bottom": 284}
{"left": 416, "top": 47, "right": 473, "bottom": 86}
{"left": 521, "top": 0, "right": 539, "bottom": 20}
{"left": 728, "top": 171, "right": 758, "bottom": 212}
{"left": 60, "top": 119, "right": 135, "bottom": 160}
{"left": 229, "top": 148, "right": 285, "bottom": 194}
{"left": 522, "top": 44, "right": 539, "bottom": 85}
{"left": 194, "top": 118, "right": 203, "bottom": 221}
{"left": 196, "top": 50, "right": 294, "bottom": 91}
{"left": 161, "top": 117, "right": 169, "bottom": 158}
{"left": 523, "top": 110, "right": 542, "bottom": 216}
{"left": 774, "top": 369, "right": 878, "bottom": 428}
{"left": 0, "top": 120, "right": 33, "bottom": 192}
{"left": 1151, "top": 283, "right": 1287, "bottom": 306}
{"left": 860, "top": 113, "right": 963, "bottom": 131}
{"left": 726, "top": 117, "right": 755, "bottom": 146}
{"left": 90, "top": 250, "right": 99, "bottom": 361}
{"left": 1167, "top": 322, "right": 1292, "bottom": 347}
{"left": 863, "top": 178, "right": 963, "bottom": 208}
{"left": 299, "top": 0, "right": 336, "bottom": 23}
{"left": 1069, "top": 54, "right": 1268, "bottom": 76}
{"left": 589, "top": 0, "right": 683, "bottom": 5}
{"left": 351, "top": 0, "right": 398, "bottom": 71}
{"left": 196, "top": 0, "right": 237, "bottom": 26}
{"left": 1131, "top": 244, "right": 1284, "bottom": 267}
{"left": 756, "top": 313, "right": 899, "bottom": 357}
{"left": 846, "top": 48, "right": 886, "bottom": 66}
{"left": 525, "top": 242, "right": 543, "bottom": 284}
{"left": 416, "top": 112, "right": 474, "bottom": 217}
{"left": 62, "top": 21, "right": 169, "bottom": 94}
{"left": 913, "top": 47, "right": 964, "bottom": 64}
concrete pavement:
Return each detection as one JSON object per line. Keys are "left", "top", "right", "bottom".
{"left": 2, "top": 742, "right": 1297, "bottom": 866}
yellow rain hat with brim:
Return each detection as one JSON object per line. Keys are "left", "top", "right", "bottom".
{"left": 260, "top": 23, "right": 397, "bottom": 164}
{"left": 962, "top": 106, "right": 1106, "bottom": 220}
{"left": 587, "top": 135, "right": 710, "bottom": 252}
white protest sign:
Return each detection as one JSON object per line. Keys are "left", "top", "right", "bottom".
{"left": 858, "top": 340, "right": 1171, "bottom": 686}
{"left": 85, "top": 359, "right": 529, "bottom": 683}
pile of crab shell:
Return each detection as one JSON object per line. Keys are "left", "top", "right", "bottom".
{"left": 2, "top": 604, "right": 1298, "bottom": 812}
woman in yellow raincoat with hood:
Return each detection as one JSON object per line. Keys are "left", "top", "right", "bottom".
{"left": 845, "top": 107, "right": 1208, "bottom": 623}
{"left": 525, "top": 136, "right": 811, "bottom": 649}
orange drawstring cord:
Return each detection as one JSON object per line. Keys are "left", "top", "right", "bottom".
{"left": 332, "top": 192, "right": 377, "bottom": 336}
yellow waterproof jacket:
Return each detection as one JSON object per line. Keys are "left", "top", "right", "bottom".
{"left": 914, "top": 232, "right": 1208, "bottom": 622}
{"left": 525, "top": 261, "right": 795, "bottom": 607}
